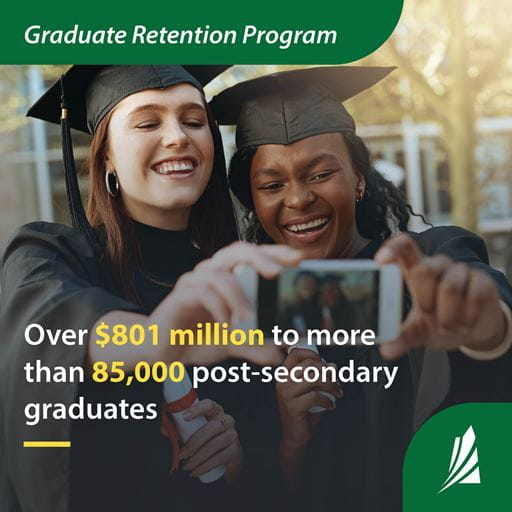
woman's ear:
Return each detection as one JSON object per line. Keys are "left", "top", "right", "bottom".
{"left": 355, "top": 170, "right": 366, "bottom": 201}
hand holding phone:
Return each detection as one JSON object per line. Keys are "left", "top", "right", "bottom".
{"left": 375, "top": 233, "right": 507, "bottom": 360}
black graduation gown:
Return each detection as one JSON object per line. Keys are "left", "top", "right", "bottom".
{"left": 0, "top": 221, "right": 236, "bottom": 512}
{"left": 238, "top": 226, "right": 512, "bottom": 512}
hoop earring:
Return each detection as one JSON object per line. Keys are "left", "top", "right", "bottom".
{"left": 105, "top": 171, "right": 119, "bottom": 197}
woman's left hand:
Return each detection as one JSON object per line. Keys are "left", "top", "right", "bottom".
{"left": 375, "top": 233, "right": 507, "bottom": 360}
{"left": 179, "top": 399, "right": 243, "bottom": 482}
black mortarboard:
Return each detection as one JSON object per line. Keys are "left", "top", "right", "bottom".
{"left": 210, "top": 65, "right": 395, "bottom": 150}
{"left": 28, "top": 65, "right": 231, "bottom": 134}
{"left": 27, "top": 65, "right": 231, "bottom": 245}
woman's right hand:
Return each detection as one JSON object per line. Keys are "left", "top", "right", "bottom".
{"left": 152, "top": 242, "right": 302, "bottom": 367}
{"left": 89, "top": 243, "right": 301, "bottom": 371}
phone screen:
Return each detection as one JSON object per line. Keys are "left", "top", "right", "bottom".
{"left": 258, "top": 268, "right": 380, "bottom": 338}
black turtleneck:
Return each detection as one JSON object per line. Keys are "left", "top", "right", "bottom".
{"left": 132, "top": 221, "right": 203, "bottom": 312}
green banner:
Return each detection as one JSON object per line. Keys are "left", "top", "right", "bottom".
{"left": 404, "top": 403, "right": 512, "bottom": 511}
{"left": 0, "top": 0, "right": 403, "bottom": 63}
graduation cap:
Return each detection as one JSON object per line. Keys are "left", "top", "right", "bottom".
{"left": 210, "top": 65, "right": 395, "bottom": 210}
{"left": 27, "top": 65, "right": 231, "bottom": 245}
{"left": 210, "top": 65, "right": 395, "bottom": 150}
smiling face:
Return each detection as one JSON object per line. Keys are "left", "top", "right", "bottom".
{"left": 106, "top": 83, "right": 214, "bottom": 229}
{"left": 250, "top": 133, "right": 366, "bottom": 259}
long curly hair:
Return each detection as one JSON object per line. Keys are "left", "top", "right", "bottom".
{"left": 229, "top": 132, "right": 425, "bottom": 244}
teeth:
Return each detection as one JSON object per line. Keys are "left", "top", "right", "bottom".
{"left": 287, "top": 217, "right": 328, "bottom": 233}
{"left": 153, "top": 159, "right": 195, "bottom": 174}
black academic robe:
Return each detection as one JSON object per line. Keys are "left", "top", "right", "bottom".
{"left": 0, "top": 221, "right": 239, "bottom": 512}
{"left": 238, "top": 226, "right": 512, "bottom": 512}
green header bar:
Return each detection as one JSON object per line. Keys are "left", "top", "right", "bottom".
{"left": 0, "top": 0, "right": 403, "bottom": 64}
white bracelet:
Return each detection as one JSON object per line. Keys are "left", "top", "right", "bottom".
{"left": 459, "top": 300, "right": 512, "bottom": 361}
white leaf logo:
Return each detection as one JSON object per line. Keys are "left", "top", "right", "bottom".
{"left": 438, "top": 425, "right": 481, "bottom": 494}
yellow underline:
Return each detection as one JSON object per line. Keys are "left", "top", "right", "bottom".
{"left": 23, "top": 441, "right": 71, "bottom": 448}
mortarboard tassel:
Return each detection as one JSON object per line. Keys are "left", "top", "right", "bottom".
{"left": 59, "top": 76, "right": 98, "bottom": 246}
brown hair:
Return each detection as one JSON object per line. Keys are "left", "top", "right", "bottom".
{"left": 86, "top": 101, "right": 236, "bottom": 302}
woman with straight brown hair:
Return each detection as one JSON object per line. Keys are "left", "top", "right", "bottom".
{"left": 0, "top": 65, "right": 299, "bottom": 512}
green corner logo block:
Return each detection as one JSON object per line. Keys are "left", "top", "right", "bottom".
{"left": 404, "top": 403, "right": 512, "bottom": 511}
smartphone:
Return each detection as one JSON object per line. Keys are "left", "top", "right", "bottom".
{"left": 234, "top": 260, "right": 402, "bottom": 343}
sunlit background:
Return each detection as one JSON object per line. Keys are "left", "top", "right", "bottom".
{"left": 1, "top": 0, "right": 511, "bottom": 277}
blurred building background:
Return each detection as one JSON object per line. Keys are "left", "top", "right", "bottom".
{"left": 0, "top": 0, "right": 511, "bottom": 278}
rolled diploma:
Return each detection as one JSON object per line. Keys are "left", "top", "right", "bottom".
{"left": 164, "top": 372, "right": 226, "bottom": 483}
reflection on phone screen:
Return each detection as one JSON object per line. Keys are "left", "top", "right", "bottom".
{"left": 258, "top": 269, "right": 379, "bottom": 338}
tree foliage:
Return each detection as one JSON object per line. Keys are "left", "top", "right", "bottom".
{"left": 350, "top": 0, "right": 512, "bottom": 230}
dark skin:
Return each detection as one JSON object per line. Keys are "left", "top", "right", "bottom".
{"left": 250, "top": 132, "right": 507, "bottom": 485}
{"left": 277, "top": 349, "right": 341, "bottom": 484}
{"left": 251, "top": 133, "right": 368, "bottom": 260}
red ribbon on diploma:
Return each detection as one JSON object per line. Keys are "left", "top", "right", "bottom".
{"left": 161, "top": 387, "right": 198, "bottom": 473}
